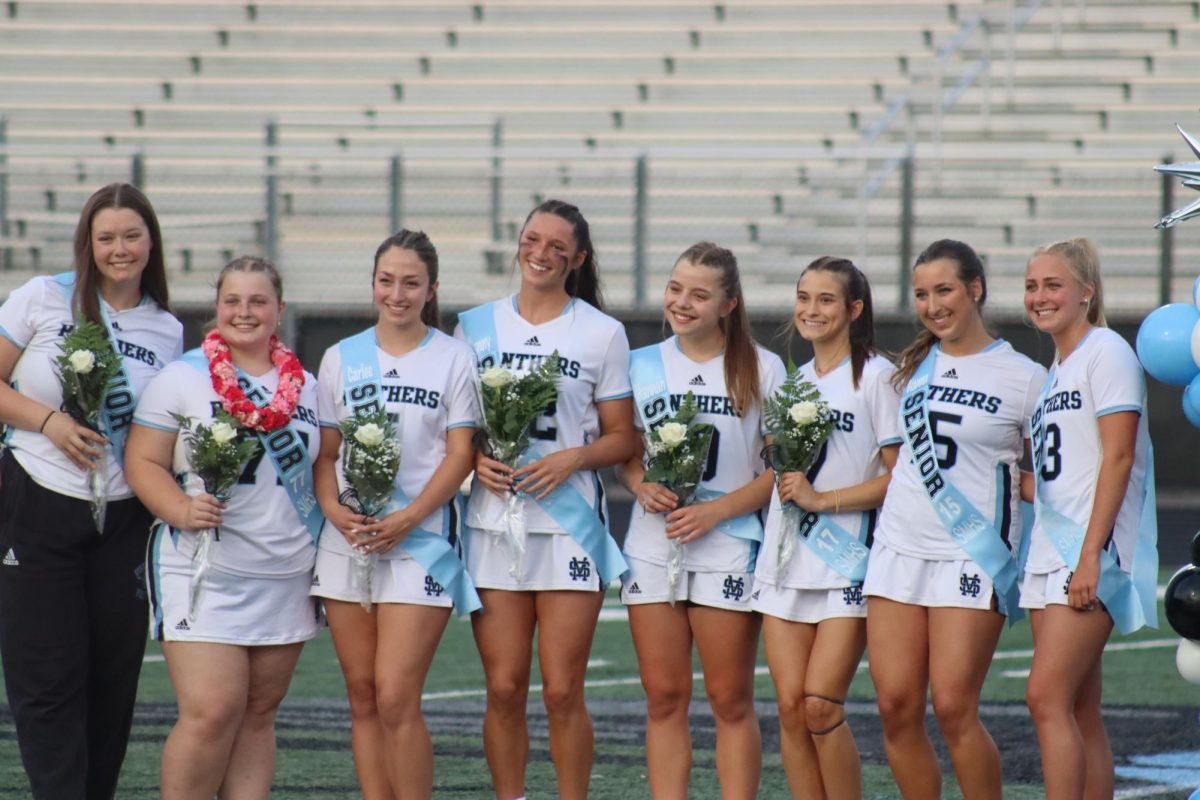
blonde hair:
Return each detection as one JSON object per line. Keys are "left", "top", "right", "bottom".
{"left": 1029, "top": 237, "right": 1106, "bottom": 327}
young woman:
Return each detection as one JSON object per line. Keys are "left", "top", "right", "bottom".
{"left": 125, "top": 257, "right": 322, "bottom": 800}
{"left": 0, "top": 183, "right": 182, "bottom": 799}
{"left": 752, "top": 257, "right": 901, "bottom": 799}
{"left": 454, "top": 199, "right": 636, "bottom": 800}
{"left": 620, "top": 242, "right": 784, "bottom": 800}
{"left": 1022, "top": 238, "right": 1157, "bottom": 800}
{"left": 312, "top": 230, "right": 481, "bottom": 800}
{"left": 863, "top": 240, "right": 1045, "bottom": 800}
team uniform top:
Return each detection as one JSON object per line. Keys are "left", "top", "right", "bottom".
{"left": 623, "top": 338, "right": 785, "bottom": 574}
{"left": 0, "top": 274, "right": 182, "bottom": 501}
{"left": 134, "top": 358, "right": 321, "bottom": 578}
{"left": 1026, "top": 327, "right": 1148, "bottom": 574}
{"left": 874, "top": 340, "right": 1046, "bottom": 560}
{"left": 453, "top": 295, "right": 631, "bottom": 536}
{"left": 316, "top": 328, "right": 479, "bottom": 560}
{"left": 757, "top": 354, "right": 902, "bottom": 588}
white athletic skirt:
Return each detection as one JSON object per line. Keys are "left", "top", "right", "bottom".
{"left": 1019, "top": 566, "right": 1074, "bottom": 610}
{"left": 619, "top": 554, "right": 755, "bottom": 612}
{"left": 464, "top": 527, "right": 603, "bottom": 592}
{"left": 862, "top": 542, "right": 995, "bottom": 611}
{"left": 311, "top": 548, "right": 453, "bottom": 608}
{"left": 751, "top": 579, "right": 867, "bottom": 623}
{"left": 149, "top": 566, "right": 321, "bottom": 645}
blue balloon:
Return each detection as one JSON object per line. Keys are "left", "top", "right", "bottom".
{"left": 1186, "top": 375, "right": 1200, "bottom": 426}
{"left": 1136, "top": 303, "right": 1200, "bottom": 386}
{"left": 1185, "top": 394, "right": 1200, "bottom": 428}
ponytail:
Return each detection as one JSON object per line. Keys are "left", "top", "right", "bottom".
{"left": 676, "top": 242, "right": 761, "bottom": 415}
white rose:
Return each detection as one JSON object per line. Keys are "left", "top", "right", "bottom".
{"left": 354, "top": 422, "right": 386, "bottom": 447}
{"left": 480, "top": 366, "right": 516, "bottom": 388}
{"left": 657, "top": 422, "right": 688, "bottom": 449}
{"left": 788, "top": 401, "right": 819, "bottom": 426}
{"left": 68, "top": 349, "right": 95, "bottom": 374}
{"left": 210, "top": 421, "right": 238, "bottom": 444}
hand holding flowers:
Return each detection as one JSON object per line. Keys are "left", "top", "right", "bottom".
{"left": 761, "top": 366, "right": 836, "bottom": 576}
{"left": 338, "top": 408, "right": 403, "bottom": 610}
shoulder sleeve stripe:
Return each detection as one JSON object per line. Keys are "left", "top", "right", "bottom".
{"left": 597, "top": 390, "right": 634, "bottom": 402}
{"left": 0, "top": 325, "right": 23, "bottom": 351}
{"left": 1097, "top": 403, "right": 1142, "bottom": 418}
{"left": 133, "top": 417, "right": 179, "bottom": 433}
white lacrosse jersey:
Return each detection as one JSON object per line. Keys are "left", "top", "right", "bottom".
{"left": 134, "top": 359, "right": 321, "bottom": 577}
{"left": 623, "top": 337, "right": 786, "bottom": 573}
{"left": 875, "top": 340, "right": 1046, "bottom": 560}
{"left": 1026, "top": 327, "right": 1149, "bottom": 574}
{"left": 757, "top": 354, "right": 903, "bottom": 588}
{"left": 316, "top": 327, "right": 479, "bottom": 560}
{"left": 453, "top": 296, "right": 632, "bottom": 535}
{"left": 0, "top": 275, "right": 182, "bottom": 500}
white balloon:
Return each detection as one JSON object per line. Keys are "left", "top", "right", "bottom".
{"left": 1176, "top": 638, "right": 1200, "bottom": 685}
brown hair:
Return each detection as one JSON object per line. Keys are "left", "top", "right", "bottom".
{"left": 675, "top": 242, "right": 761, "bottom": 416}
{"left": 519, "top": 199, "right": 604, "bottom": 311}
{"left": 788, "top": 256, "right": 878, "bottom": 389}
{"left": 72, "top": 183, "right": 169, "bottom": 324}
{"left": 216, "top": 256, "right": 283, "bottom": 302}
{"left": 373, "top": 229, "right": 440, "bottom": 328}
{"left": 1028, "top": 237, "right": 1106, "bottom": 327}
{"left": 891, "top": 239, "right": 987, "bottom": 391}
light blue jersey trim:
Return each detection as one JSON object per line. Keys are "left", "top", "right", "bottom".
{"left": 880, "top": 436, "right": 903, "bottom": 446}
{"left": 597, "top": 390, "right": 633, "bottom": 402}
{"left": 133, "top": 417, "right": 179, "bottom": 433}
{"left": 981, "top": 338, "right": 1006, "bottom": 353}
{"left": 510, "top": 295, "right": 575, "bottom": 317}
{"left": 0, "top": 325, "right": 21, "bottom": 350}
{"left": 1097, "top": 404, "right": 1142, "bottom": 417}
{"left": 446, "top": 421, "right": 476, "bottom": 430}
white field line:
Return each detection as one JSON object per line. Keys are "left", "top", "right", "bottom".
{"left": 1115, "top": 783, "right": 1198, "bottom": 799}
{"left": 420, "top": 638, "right": 1180, "bottom": 701}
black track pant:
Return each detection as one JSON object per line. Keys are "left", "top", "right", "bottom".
{"left": 0, "top": 453, "right": 152, "bottom": 800}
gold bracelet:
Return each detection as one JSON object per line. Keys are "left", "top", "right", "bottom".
{"left": 833, "top": 489, "right": 841, "bottom": 514}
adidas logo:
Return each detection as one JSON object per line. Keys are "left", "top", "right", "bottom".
{"left": 383, "top": 369, "right": 400, "bottom": 378}
{"left": 940, "top": 368, "right": 958, "bottom": 379}
{"left": 751, "top": 589, "right": 760, "bottom": 601}
{"left": 311, "top": 575, "right": 320, "bottom": 587}
{"left": 524, "top": 335, "right": 542, "bottom": 347}
{"left": 688, "top": 374, "right": 706, "bottom": 387}
{"left": 174, "top": 618, "right": 190, "bottom": 631}
{"left": 627, "top": 582, "right": 642, "bottom": 594}
{"left": 1, "top": 548, "right": 17, "bottom": 567}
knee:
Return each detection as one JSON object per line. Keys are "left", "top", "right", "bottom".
{"left": 930, "top": 690, "right": 977, "bottom": 741}
{"left": 487, "top": 674, "right": 529, "bottom": 714}
{"left": 342, "top": 675, "right": 380, "bottom": 719}
{"left": 243, "top": 683, "right": 288, "bottom": 723}
{"left": 1025, "top": 675, "right": 1068, "bottom": 726}
{"left": 706, "top": 684, "right": 754, "bottom": 726}
{"left": 875, "top": 688, "right": 924, "bottom": 731}
{"left": 376, "top": 683, "right": 421, "bottom": 730}
{"left": 644, "top": 681, "right": 691, "bottom": 724}
{"left": 803, "top": 694, "right": 846, "bottom": 736}
{"left": 541, "top": 677, "right": 584, "bottom": 719}
{"left": 775, "top": 691, "right": 808, "bottom": 733}
{"left": 179, "top": 697, "right": 244, "bottom": 742}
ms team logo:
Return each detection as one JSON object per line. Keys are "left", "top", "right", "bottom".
{"left": 842, "top": 585, "right": 864, "bottom": 606}
{"left": 568, "top": 557, "right": 592, "bottom": 582}
{"left": 424, "top": 576, "right": 445, "bottom": 597}
{"left": 722, "top": 575, "right": 745, "bottom": 601}
{"left": 1062, "top": 571, "right": 1074, "bottom": 596}
{"left": 941, "top": 368, "right": 959, "bottom": 379}
{"left": 959, "top": 573, "right": 982, "bottom": 598}
{"left": 524, "top": 335, "right": 542, "bottom": 347}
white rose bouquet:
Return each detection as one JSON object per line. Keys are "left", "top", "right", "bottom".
{"left": 761, "top": 365, "right": 836, "bottom": 575}
{"left": 172, "top": 410, "right": 263, "bottom": 619}
{"left": 338, "top": 408, "right": 403, "bottom": 610}
{"left": 474, "top": 353, "right": 560, "bottom": 580}
{"left": 55, "top": 320, "right": 123, "bottom": 532}
{"left": 642, "top": 391, "right": 715, "bottom": 604}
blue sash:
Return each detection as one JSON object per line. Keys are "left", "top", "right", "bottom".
{"left": 901, "top": 346, "right": 1024, "bottom": 619}
{"left": 339, "top": 328, "right": 482, "bottom": 615}
{"left": 1031, "top": 362, "right": 1159, "bottom": 634}
{"left": 459, "top": 303, "right": 629, "bottom": 584}
{"left": 629, "top": 343, "right": 764, "bottom": 562}
{"left": 53, "top": 272, "right": 137, "bottom": 463}
{"left": 180, "top": 349, "right": 324, "bottom": 543}
{"left": 795, "top": 508, "right": 871, "bottom": 583}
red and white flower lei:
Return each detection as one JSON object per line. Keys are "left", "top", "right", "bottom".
{"left": 202, "top": 329, "right": 305, "bottom": 433}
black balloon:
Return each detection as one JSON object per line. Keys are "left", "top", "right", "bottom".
{"left": 1191, "top": 530, "right": 1200, "bottom": 567}
{"left": 1165, "top": 567, "right": 1200, "bottom": 640}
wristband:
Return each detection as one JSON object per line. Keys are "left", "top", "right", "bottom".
{"left": 38, "top": 410, "right": 56, "bottom": 433}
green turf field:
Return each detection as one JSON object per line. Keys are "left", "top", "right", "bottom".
{"left": 2, "top": 576, "right": 1197, "bottom": 798}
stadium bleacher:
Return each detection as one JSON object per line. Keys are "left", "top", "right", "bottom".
{"left": 1, "top": 0, "right": 1199, "bottom": 312}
